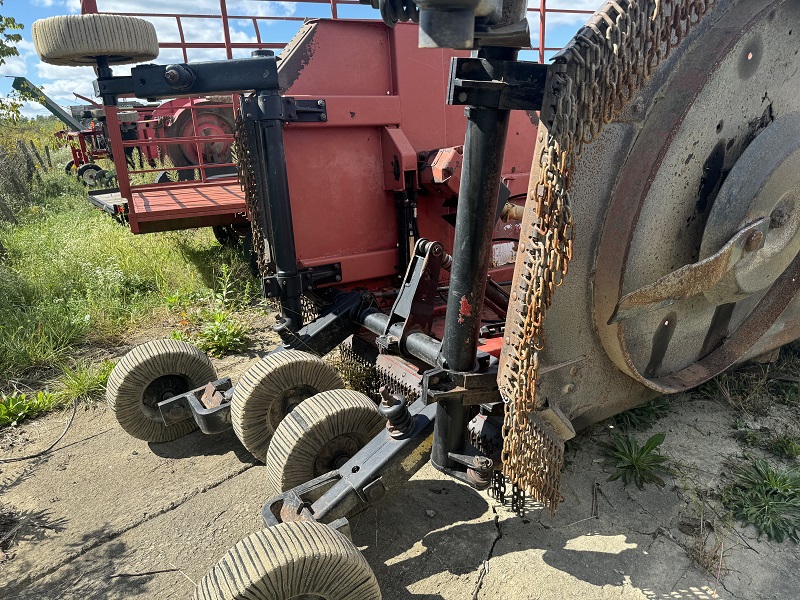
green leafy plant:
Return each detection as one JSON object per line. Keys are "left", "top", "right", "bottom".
{"left": 195, "top": 310, "right": 248, "bottom": 357}
{"left": 733, "top": 428, "right": 768, "bottom": 448}
{"left": 0, "top": 391, "right": 57, "bottom": 427}
{"left": 732, "top": 428, "right": 800, "bottom": 459}
{"left": 613, "top": 396, "right": 671, "bottom": 431}
{"left": 768, "top": 436, "right": 800, "bottom": 459}
{"left": 721, "top": 460, "right": 800, "bottom": 543}
{"left": 731, "top": 417, "right": 748, "bottom": 430}
{"left": 170, "top": 329, "right": 191, "bottom": 342}
{"left": 599, "top": 432, "right": 671, "bottom": 489}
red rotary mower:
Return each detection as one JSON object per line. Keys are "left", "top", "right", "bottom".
{"left": 32, "top": 0, "right": 800, "bottom": 597}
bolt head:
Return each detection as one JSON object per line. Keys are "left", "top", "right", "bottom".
{"left": 745, "top": 230, "right": 764, "bottom": 252}
{"left": 319, "top": 114, "right": 328, "bottom": 122}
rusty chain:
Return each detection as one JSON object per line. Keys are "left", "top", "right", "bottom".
{"left": 234, "top": 104, "right": 272, "bottom": 277}
{"left": 498, "top": 0, "right": 717, "bottom": 514}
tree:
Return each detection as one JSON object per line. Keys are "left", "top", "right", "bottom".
{"left": 0, "top": 0, "right": 25, "bottom": 120}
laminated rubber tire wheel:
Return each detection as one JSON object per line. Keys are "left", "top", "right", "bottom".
{"left": 106, "top": 340, "right": 216, "bottom": 442}
{"left": 232, "top": 350, "right": 344, "bottom": 462}
{"left": 193, "top": 521, "right": 381, "bottom": 600}
{"left": 32, "top": 15, "right": 159, "bottom": 66}
{"left": 266, "top": 389, "right": 385, "bottom": 498}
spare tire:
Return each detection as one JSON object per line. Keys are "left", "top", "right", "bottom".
{"left": 32, "top": 14, "right": 159, "bottom": 67}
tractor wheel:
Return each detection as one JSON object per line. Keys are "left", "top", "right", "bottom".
{"left": 231, "top": 351, "right": 344, "bottom": 462}
{"left": 106, "top": 340, "right": 216, "bottom": 442}
{"left": 212, "top": 225, "right": 239, "bottom": 248}
{"left": 154, "top": 171, "right": 175, "bottom": 184}
{"left": 193, "top": 521, "right": 381, "bottom": 600}
{"left": 266, "top": 389, "right": 384, "bottom": 498}
{"left": 165, "top": 104, "right": 235, "bottom": 168}
{"left": 32, "top": 15, "right": 158, "bottom": 67}
{"left": 77, "top": 163, "right": 102, "bottom": 187}
{"left": 64, "top": 159, "right": 76, "bottom": 175}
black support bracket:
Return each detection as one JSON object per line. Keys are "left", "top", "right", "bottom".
{"left": 94, "top": 55, "right": 282, "bottom": 100}
{"left": 245, "top": 95, "right": 328, "bottom": 123}
{"left": 447, "top": 57, "right": 548, "bottom": 111}
{"left": 274, "top": 290, "right": 371, "bottom": 356}
{"left": 421, "top": 355, "right": 501, "bottom": 406}
{"left": 261, "top": 262, "right": 342, "bottom": 299}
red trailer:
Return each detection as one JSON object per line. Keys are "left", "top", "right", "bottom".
{"left": 79, "top": 0, "right": 592, "bottom": 236}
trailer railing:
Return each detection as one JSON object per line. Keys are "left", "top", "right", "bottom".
{"left": 81, "top": 0, "right": 596, "bottom": 231}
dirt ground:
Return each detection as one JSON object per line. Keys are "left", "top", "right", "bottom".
{"left": 1, "top": 335, "right": 799, "bottom": 599}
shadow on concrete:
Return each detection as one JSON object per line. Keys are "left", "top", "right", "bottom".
{"left": 352, "top": 445, "right": 720, "bottom": 600}
{"left": 2, "top": 521, "right": 154, "bottom": 600}
{"left": 148, "top": 428, "right": 255, "bottom": 464}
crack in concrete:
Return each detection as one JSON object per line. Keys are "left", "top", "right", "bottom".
{"left": 471, "top": 506, "right": 503, "bottom": 600}
{"left": 6, "top": 462, "right": 255, "bottom": 593}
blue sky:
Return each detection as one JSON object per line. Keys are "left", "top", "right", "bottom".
{"left": 0, "top": 0, "right": 599, "bottom": 119}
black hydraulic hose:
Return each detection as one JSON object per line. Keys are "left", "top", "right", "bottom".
{"left": 0, "top": 398, "right": 78, "bottom": 464}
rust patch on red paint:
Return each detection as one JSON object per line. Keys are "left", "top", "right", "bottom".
{"left": 458, "top": 295, "right": 472, "bottom": 324}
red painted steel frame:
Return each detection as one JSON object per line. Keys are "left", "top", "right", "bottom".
{"left": 276, "top": 19, "right": 536, "bottom": 285}
{"left": 81, "top": 0, "right": 593, "bottom": 286}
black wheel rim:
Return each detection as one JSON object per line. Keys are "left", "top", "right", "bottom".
{"left": 270, "top": 384, "right": 318, "bottom": 429}
{"left": 141, "top": 374, "right": 190, "bottom": 421}
{"left": 313, "top": 433, "right": 364, "bottom": 477}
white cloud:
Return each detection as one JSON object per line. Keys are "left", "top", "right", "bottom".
{"left": 35, "top": 62, "right": 97, "bottom": 103}
{"left": 32, "top": 0, "right": 57, "bottom": 6}
{"left": 0, "top": 53, "right": 28, "bottom": 77}
{"left": 19, "top": 100, "right": 53, "bottom": 119}
{"left": 0, "top": 39, "right": 35, "bottom": 77}
{"left": 0, "top": 93, "right": 53, "bottom": 119}
{"left": 63, "top": 0, "right": 82, "bottom": 13}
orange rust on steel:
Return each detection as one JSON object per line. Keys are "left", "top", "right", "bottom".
{"left": 614, "top": 257, "right": 728, "bottom": 315}
{"left": 200, "top": 382, "right": 224, "bottom": 409}
{"left": 593, "top": 2, "right": 775, "bottom": 387}
{"left": 646, "top": 251, "right": 800, "bottom": 392}
{"left": 609, "top": 219, "right": 768, "bottom": 323}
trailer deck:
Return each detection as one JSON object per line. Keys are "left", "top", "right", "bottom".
{"left": 89, "top": 182, "right": 247, "bottom": 233}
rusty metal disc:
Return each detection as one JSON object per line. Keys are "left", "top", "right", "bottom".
{"left": 526, "top": 0, "right": 800, "bottom": 430}
{"left": 592, "top": 0, "right": 800, "bottom": 394}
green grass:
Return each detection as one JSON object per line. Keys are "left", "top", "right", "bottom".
{"left": 0, "top": 391, "right": 58, "bottom": 427}
{"left": 599, "top": 432, "right": 672, "bottom": 489}
{"left": 0, "top": 166, "right": 252, "bottom": 381}
{"left": 55, "top": 360, "right": 114, "bottom": 404}
{"left": 722, "top": 459, "right": 800, "bottom": 543}
{"left": 767, "top": 436, "right": 800, "bottom": 459}
{"left": 732, "top": 428, "right": 800, "bottom": 459}
{"left": 613, "top": 396, "right": 671, "bottom": 432}
{"left": 698, "top": 371, "right": 772, "bottom": 416}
